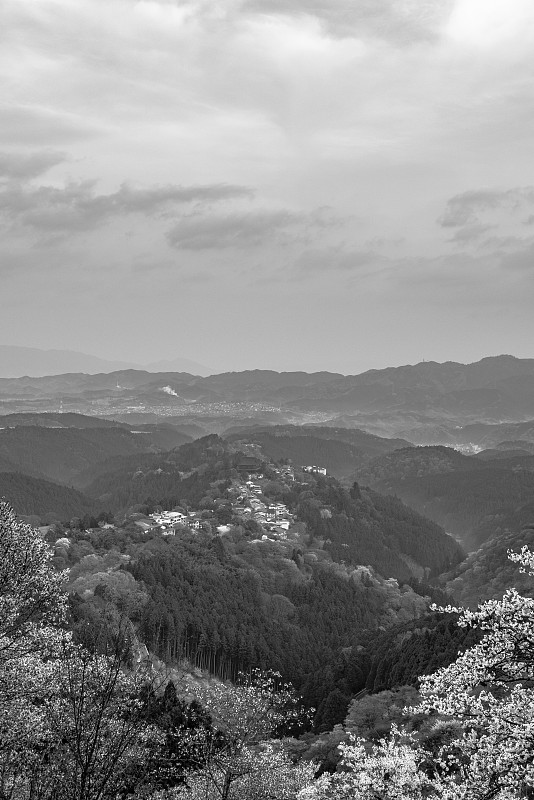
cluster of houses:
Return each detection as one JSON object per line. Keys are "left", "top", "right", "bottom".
{"left": 144, "top": 462, "right": 298, "bottom": 539}
{"left": 138, "top": 460, "right": 326, "bottom": 541}
{"left": 232, "top": 479, "right": 293, "bottom": 535}
{"left": 147, "top": 510, "right": 204, "bottom": 534}
{"left": 277, "top": 465, "right": 296, "bottom": 482}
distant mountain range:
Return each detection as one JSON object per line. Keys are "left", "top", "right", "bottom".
{"left": 0, "top": 346, "right": 213, "bottom": 377}
{"left": 1, "top": 356, "right": 534, "bottom": 436}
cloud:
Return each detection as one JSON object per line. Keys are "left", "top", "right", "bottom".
{"left": 448, "top": 222, "right": 496, "bottom": 244}
{"left": 0, "top": 150, "right": 67, "bottom": 181}
{"left": 166, "top": 206, "right": 338, "bottom": 250}
{"left": 166, "top": 209, "right": 302, "bottom": 249}
{"left": 479, "top": 234, "right": 527, "bottom": 250}
{"left": 242, "top": 0, "right": 453, "bottom": 43}
{"left": 438, "top": 187, "right": 534, "bottom": 255}
{"left": 2, "top": 0, "right": 534, "bottom": 370}
{"left": 439, "top": 187, "right": 534, "bottom": 228}
{"left": 290, "top": 246, "right": 386, "bottom": 279}
{"left": 0, "top": 179, "right": 253, "bottom": 235}
{"left": 110, "top": 183, "right": 254, "bottom": 212}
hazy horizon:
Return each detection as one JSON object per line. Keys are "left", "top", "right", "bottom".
{"left": 2, "top": 0, "right": 534, "bottom": 374}
{"left": 0, "top": 343, "right": 531, "bottom": 379}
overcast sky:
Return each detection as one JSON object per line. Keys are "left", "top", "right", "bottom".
{"left": 1, "top": 0, "right": 534, "bottom": 374}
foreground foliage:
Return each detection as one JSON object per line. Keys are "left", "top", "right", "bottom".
{"left": 300, "top": 545, "right": 534, "bottom": 799}
{"left": 0, "top": 502, "right": 314, "bottom": 799}
{"left": 2, "top": 498, "right": 534, "bottom": 799}
{"left": 0, "top": 501, "right": 158, "bottom": 800}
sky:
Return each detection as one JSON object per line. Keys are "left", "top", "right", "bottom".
{"left": 1, "top": 0, "right": 534, "bottom": 374}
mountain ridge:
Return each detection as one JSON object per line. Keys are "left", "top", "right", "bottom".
{"left": 2, "top": 355, "right": 534, "bottom": 436}
{"left": 0, "top": 346, "right": 212, "bottom": 378}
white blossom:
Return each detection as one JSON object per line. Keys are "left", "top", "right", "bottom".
{"left": 299, "top": 547, "right": 534, "bottom": 800}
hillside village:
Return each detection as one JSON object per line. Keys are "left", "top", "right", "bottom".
{"left": 134, "top": 462, "right": 320, "bottom": 541}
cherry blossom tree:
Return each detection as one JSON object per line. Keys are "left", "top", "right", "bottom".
{"left": 0, "top": 503, "right": 158, "bottom": 800}
{"left": 0, "top": 500, "right": 66, "bottom": 685}
{"left": 161, "top": 743, "right": 315, "bottom": 800}
{"left": 414, "top": 544, "right": 534, "bottom": 798}
{"left": 0, "top": 501, "right": 67, "bottom": 799}
{"left": 38, "top": 641, "right": 159, "bottom": 800}
{"left": 298, "top": 546, "right": 534, "bottom": 800}
{"left": 156, "top": 670, "right": 312, "bottom": 800}
{"left": 297, "top": 727, "right": 444, "bottom": 800}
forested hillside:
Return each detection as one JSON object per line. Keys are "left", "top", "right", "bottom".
{"left": 361, "top": 613, "right": 481, "bottom": 693}
{"left": 475, "top": 444, "right": 534, "bottom": 460}
{"left": 78, "top": 435, "right": 462, "bottom": 579}
{"left": 224, "top": 425, "right": 410, "bottom": 478}
{"left": 0, "top": 412, "right": 125, "bottom": 428}
{"left": 80, "top": 434, "right": 232, "bottom": 509}
{"left": 38, "top": 431, "right": 462, "bottom": 742}
{"left": 0, "top": 422, "right": 191, "bottom": 485}
{"left": 3, "top": 413, "right": 529, "bottom": 796}
{"left": 440, "top": 524, "right": 534, "bottom": 606}
{"left": 2, "top": 465, "right": 533, "bottom": 799}
{"left": 294, "top": 478, "right": 462, "bottom": 580}
{"left": 354, "top": 445, "right": 477, "bottom": 486}
{"left": 354, "top": 445, "right": 534, "bottom": 548}
{"left": 62, "top": 518, "right": 451, "bottom": 731}
{"left": 2, "top": 430, "right": 533, "bottom": 798}
{"left": 0, "top": 472, "right": 101, "bottom": 522}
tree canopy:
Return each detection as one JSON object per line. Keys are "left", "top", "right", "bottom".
{"left": 300, "top": 546, "right": 534, "bottom": 799}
